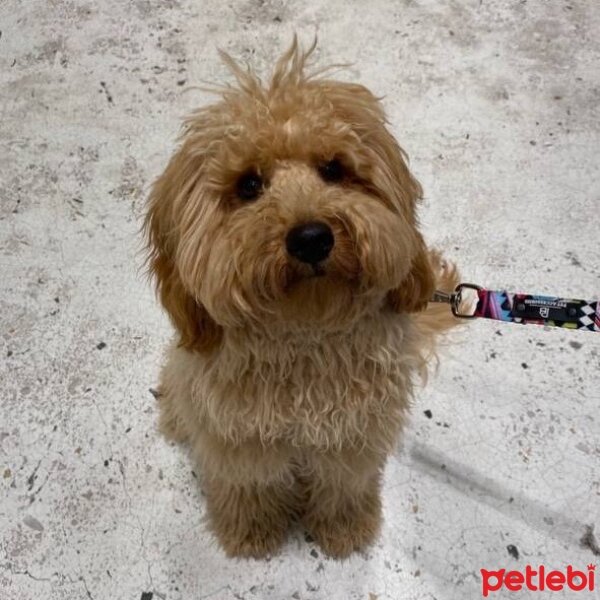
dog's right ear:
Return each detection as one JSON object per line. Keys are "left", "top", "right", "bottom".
{"left": 145, "top": 157, "right": 222, "bottom": 353}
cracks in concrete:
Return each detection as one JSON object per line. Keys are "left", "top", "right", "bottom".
{"left": 199, "top": 585, "right": 231, "bottom": 599}
{"left": 115, "top": 458, "right": 157, "bottom": 593}
{"left": 4, "top": 561, "right": 96, "bottom": 599}
{"left": 5, "top": 565, "right": 53, "bottom": 583}
{"left": 79, "top": 574, "right": 96, "bottom": 600}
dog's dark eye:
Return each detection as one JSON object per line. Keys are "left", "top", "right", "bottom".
{"left": 318, "top": 158, "right": 345, "bottom": 183}
{"left": 236, "top": 171, "right": 263, "bottom": 201}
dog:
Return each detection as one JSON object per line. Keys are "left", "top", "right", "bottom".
{"left": 144, "top": 39, "right": 460, "bottom": 559}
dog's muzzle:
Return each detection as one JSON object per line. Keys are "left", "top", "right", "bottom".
{"left": 285, "top": 221, "right": 334, "bottom": 265}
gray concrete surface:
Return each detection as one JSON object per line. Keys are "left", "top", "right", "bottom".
{"left": 1, "top": 1, "right": 599, "bottom": 599}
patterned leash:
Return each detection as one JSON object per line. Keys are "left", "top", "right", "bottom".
{"left": 432, "top": 284, "right": 600, "bottom": 333}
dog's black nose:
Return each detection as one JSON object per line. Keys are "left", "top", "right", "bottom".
{"left": 286, "top": 221, "right": 334, "bottom": 264}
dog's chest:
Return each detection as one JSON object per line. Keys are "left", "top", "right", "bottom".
{"left": 191, "top": 314, "right": 418, "bottom": 449}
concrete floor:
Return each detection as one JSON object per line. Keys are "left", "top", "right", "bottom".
{"left": 1, "top": 1, "right": 599, "bottom": 599}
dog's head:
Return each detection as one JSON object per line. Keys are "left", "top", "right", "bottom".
{"left": 145, "top": 40, "right": 435, "bottom": 350}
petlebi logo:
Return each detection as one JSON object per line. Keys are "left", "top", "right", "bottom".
{"left": 480, "top": 564, "right": 596, "bottom": 596}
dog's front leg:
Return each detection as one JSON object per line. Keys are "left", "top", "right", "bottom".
{"left": 197, "top": 434, "right": 299, "bottom": 558}
{"left": 301, "top": 449, "right": 385, "bottom": 558}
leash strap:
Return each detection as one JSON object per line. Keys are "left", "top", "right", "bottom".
{"left": 435, "top": 284, "right": 600, "bottom": 333}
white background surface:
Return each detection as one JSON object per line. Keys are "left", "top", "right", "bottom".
{"left": 1, "top": 1, "right": 599, "bottom": 599}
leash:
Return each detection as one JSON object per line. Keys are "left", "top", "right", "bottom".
{"left": 432, "top": 284, "right": 600, "bottom": 333}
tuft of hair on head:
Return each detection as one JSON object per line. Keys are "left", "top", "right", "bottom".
{"left": 269, "top": 35, "right": 318, "bottom": 91}
{"left": 215, "top": 35, "right": 348, "bottom": 103}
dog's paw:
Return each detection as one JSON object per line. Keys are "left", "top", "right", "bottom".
{"left": 306, "top": 511, "right": 381, "bottom": 559}
{"left": 219, "top": 523, "right": 286, "bottom": 559}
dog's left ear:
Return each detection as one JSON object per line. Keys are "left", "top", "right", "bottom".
{"left": 368, "top": 115, "right": 435, "bottom": 313}
{"left": 388, "top": 234, "right": 436, "bottom": 313}
{"left": 368, "top": 126, "right": 435, "bottom": 314}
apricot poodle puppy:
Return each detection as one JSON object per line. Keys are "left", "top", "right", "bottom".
{"left": 145, "top": 40, "right": 459, "bottom": 559}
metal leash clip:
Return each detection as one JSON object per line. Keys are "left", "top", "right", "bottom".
{"left": 431, "top": 283, "right": 482, "bottom": 319}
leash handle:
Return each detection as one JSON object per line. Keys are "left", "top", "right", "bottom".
{"left": 434, "top": 284, "right": 600, "bottom": 333}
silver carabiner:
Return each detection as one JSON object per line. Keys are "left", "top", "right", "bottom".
{"left": 451, "top": 283, "right": 482, "bottom": 318}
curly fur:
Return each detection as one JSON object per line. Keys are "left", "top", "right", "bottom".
{"left": 145, "top": 38, "right": 460, "bottom": 559}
